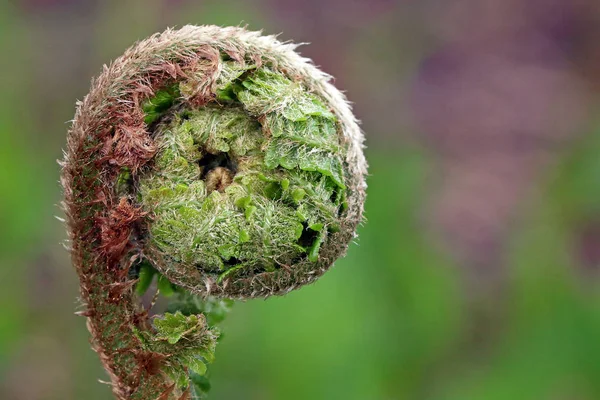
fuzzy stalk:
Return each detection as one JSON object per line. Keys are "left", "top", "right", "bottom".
{"left": 61, "top": 25, "right": 366, "bottom": 399}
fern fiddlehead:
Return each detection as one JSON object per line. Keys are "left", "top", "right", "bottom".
{"left": 61, "top": 25, "right": 366, "bottom": 399}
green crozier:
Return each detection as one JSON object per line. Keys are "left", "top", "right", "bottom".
{"left": 63, "top": 26, "right": 366, "bottom": 400}
{"left": 138, "top": 64, "right": 348, "bottom": 282}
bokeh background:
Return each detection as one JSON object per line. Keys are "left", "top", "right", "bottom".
{"left": 2, "top": 0, "right": 600, "bottom": 399}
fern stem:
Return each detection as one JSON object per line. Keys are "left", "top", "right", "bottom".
{"left": 61, "top": 25, "right": 366, "bottom": 399}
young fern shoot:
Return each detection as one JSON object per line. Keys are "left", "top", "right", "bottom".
{"left": 61, "top": 25, "right": 366, "bottom": 399}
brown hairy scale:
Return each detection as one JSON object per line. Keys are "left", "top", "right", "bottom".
{"left": 205, "top": 166, "right": 234, "bottom": 193}
{"left": 61, "top": 25, "right": 366, "bottom": 399}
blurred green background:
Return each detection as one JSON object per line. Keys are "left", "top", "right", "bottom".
{"left": 2, "top": 1, "right": 600, "bottom": 399}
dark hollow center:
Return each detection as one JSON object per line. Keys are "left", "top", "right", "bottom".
{"left": 199, "top": 152, "right": 237, "bottom": 192}
{"left": 199, "top": 152, "right": 237, "bottom": 178}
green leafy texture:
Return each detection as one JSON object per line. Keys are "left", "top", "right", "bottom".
{"left": 167, "top": 291, "right": 234, "bottom": 327}
{"left": 132, "top": 269, "right": 231, "bottom": 397}
{"left": 135, "top": 260, "right": 157, "bottom": 296}
{"left": 163, "top": 292, "right": 233, "bottom": 398}
{"left": 234, "top": 68, "right": 345, "bottom": 189}
{"left": 138, "top": 65, "right": 348, "bottom": 280}
{"left": 150, "top": 311, "right": 219, "bottom": 392}
{"left": 142, "top": 86, "right": 181, "bottom": 125}
{"left": 153, "top": 311, "right": 205, "bottom": 345}
{"left": 215, "top": 60, "right": 256, "bottom": 102}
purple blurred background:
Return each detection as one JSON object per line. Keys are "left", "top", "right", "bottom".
{"left": 3, "top": 1, "right": 600, "bottom": 399}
